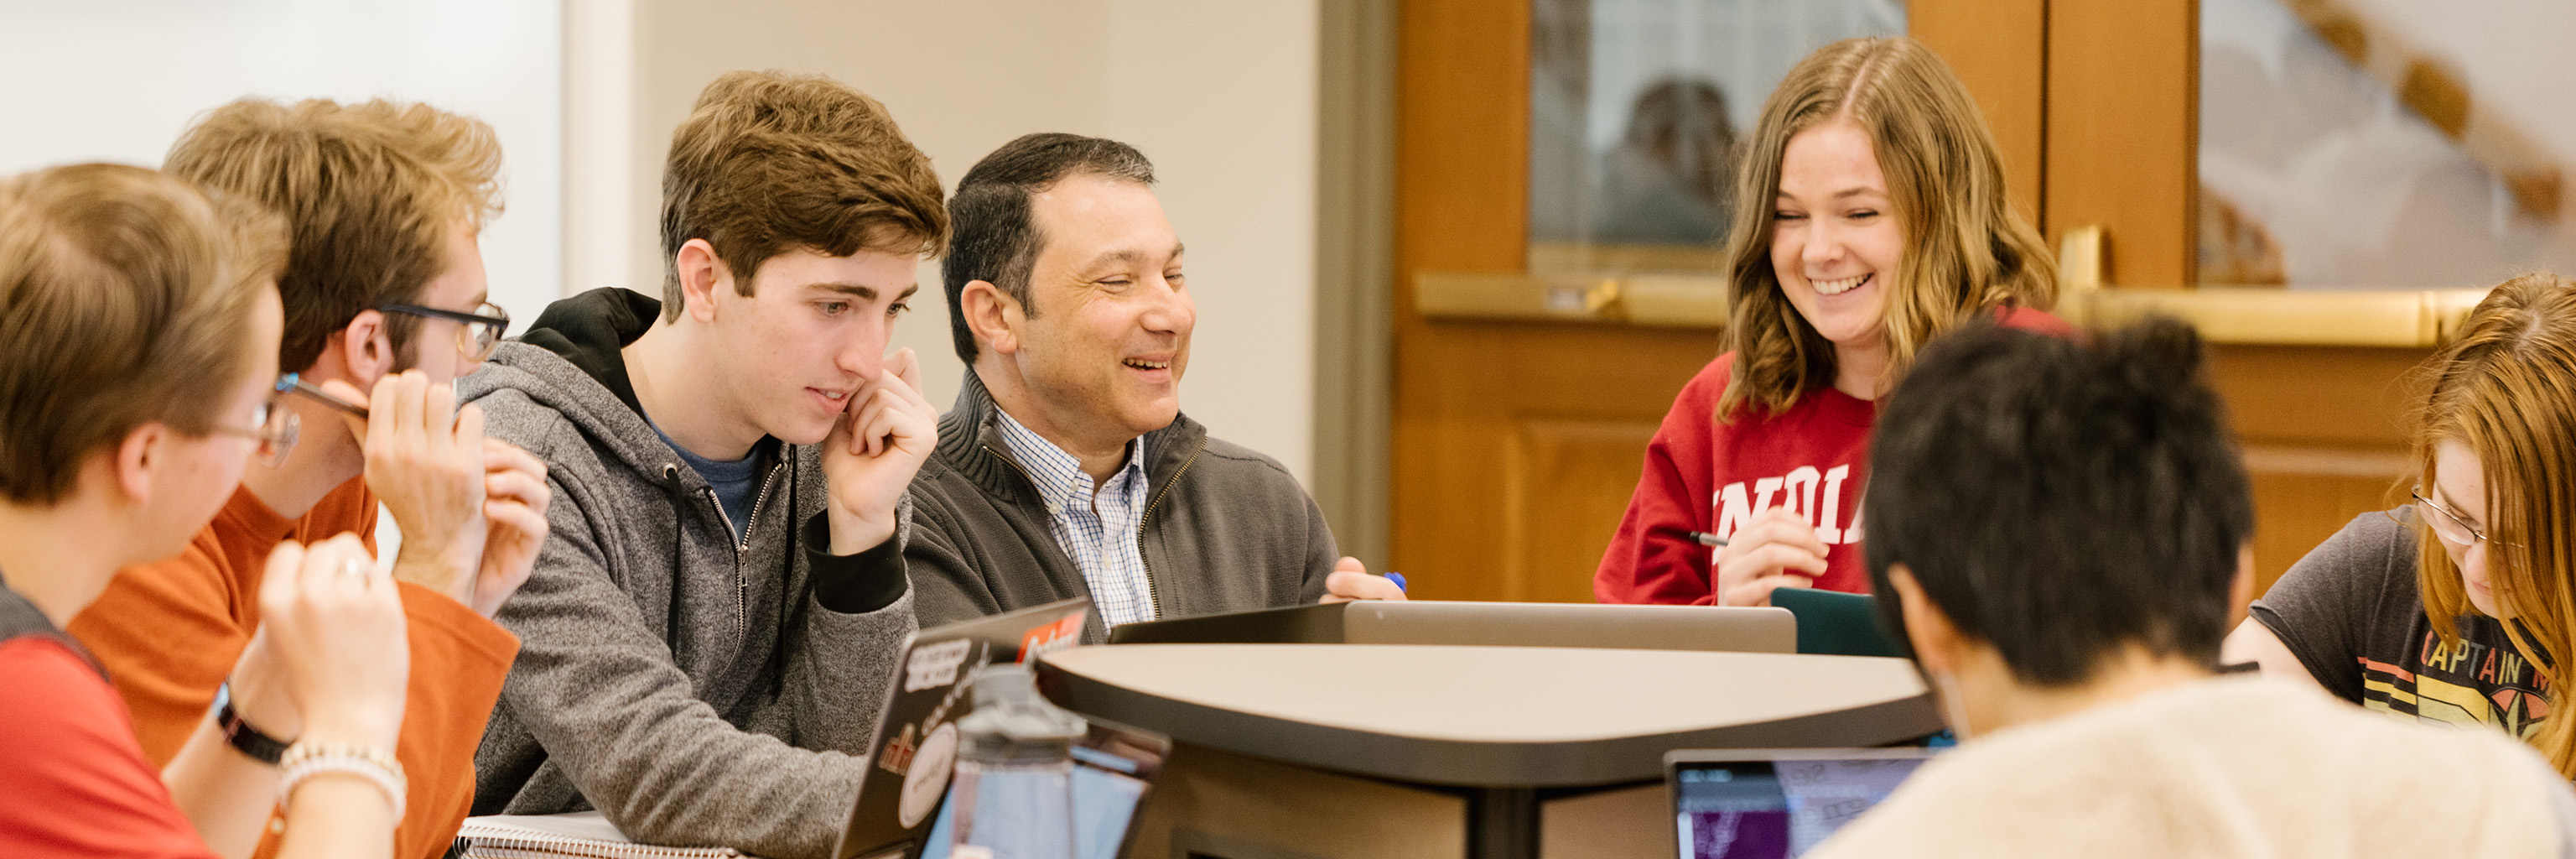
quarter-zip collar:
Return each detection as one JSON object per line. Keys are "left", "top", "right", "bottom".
{"left": 937, "top": 368, "right": 1208, "bottom": 504}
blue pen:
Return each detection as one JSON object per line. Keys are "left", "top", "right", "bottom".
{"left": 1384, "top": 571, "right": 1408, "bottom": 592}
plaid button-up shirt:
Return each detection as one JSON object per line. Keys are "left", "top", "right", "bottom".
{"left": 993, "top": 409, "right": 1158, "bottom": 627}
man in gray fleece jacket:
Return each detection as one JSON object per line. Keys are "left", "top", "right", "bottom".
{"left": 456, "top": 72, "right": 949, "bottom": 859}
{"left": 906, "top": 133, "right": 1405, "bottom": 642}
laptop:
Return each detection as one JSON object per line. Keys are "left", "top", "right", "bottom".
{"left": 1765, "top": 588, "right": 1902, "bottom": 658}
{"left": 1665, "top": 747, "right": 1942, "bottom": 858}
{"left": 1107, "top": 600, "right": 1795, "bottom": 653}
{"left": 834, "top": 597, "right": 1171, "bottom": 859}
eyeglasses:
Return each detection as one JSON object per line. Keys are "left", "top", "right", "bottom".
{"left": 379, "top": 302, "right": 510, "bottom": 362}
{"left": 209, "top": 380, "right": 301, "bottom": 467}
{"left": 2409, "top": 485, "right": 2516, "bottom": 550}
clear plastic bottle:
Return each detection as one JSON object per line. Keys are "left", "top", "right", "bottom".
{"left": 946, "top": 663, "right": 1088, "bottom": 859}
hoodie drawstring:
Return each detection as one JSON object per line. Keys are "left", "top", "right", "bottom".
{"left": 766, "top": 456, "right": 802, "bottom": 699}
{"left": 657, "top": 463, "right": 688, "bottom": 667}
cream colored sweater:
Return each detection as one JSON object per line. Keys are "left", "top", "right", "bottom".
{"left": 1808, "top": 676, "right": 2575, "bottom": 858}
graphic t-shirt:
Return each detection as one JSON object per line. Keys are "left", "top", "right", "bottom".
{"left": 1594, "top": 306, "right": 2071, "bottom": 604}
{"left": 2253, "top": 511, "right": 2553, "bottom": 738}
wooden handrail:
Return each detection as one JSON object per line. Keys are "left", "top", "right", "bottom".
{"left": 1413, "top": 268, "right": 2487, "bottom": 347}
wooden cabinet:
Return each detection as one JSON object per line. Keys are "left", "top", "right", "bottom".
{"left": 1389, "top": 0, "right": 2478, "bottom": 602}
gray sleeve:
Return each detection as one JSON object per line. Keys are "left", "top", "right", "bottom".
{"left": 776, "top": 502, "right": 917, "bottom": 758}
{"left": 496, "top": 458, "right": 862, "bottom": 859}
{"left": 901, "top": 487, "right": 1008, "bottom": 629}
{"left": 2249, "top": 511, "right": 2413, "bottom": 704}
{"left": 1298, "top": 491, "right": 1339, "bottom": 604}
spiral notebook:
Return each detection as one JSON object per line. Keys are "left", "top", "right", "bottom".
{"left": 453, "top": 810, "right": 763, "bottom": 859}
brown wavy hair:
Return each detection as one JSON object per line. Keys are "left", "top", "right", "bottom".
{"left": 659, "top": 70, "right": 948, "bottom": 322}
{"left": 1716, "top": 37, "right": 2055, "bottom": 419}
{"left": 2411, "top": 272, "right": 2576, "bottom": 777}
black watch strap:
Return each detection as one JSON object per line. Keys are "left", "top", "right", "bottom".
{"left": 215, "top": 682, "right": 291, "bottom": 765}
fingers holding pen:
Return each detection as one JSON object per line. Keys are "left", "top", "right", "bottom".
{"left": 1711, "top": 507, "right": 1830, "bottom": 607}
{"left": 1720, "top": 507, "right": 1829, "bottom": 559}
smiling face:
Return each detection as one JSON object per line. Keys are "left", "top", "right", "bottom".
{"left": 704, "top": 247, "right": 919, "bottom": 446}
{"left": 1006, "top": 174, "right": 1193, "bottom": 450}
{"left": 1770, "top": 117, "right": 1905, "bottom": 362}
{"left": 2428, "top": 440, "right": 2503, "bottom": 617}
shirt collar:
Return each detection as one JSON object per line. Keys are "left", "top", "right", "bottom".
{"left": 992, "top": 408, "right": 1148, "bottom": 513}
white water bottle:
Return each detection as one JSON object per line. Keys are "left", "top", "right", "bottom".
{"left": 947, "top": 664, "right": 1087, "bottom": 859}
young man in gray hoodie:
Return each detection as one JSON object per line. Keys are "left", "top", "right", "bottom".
{"left": 456, "top": 72, "right": 948, "bottom": 859}
{"left": 906, "top": 133, "right": 1404, "bottom": 641}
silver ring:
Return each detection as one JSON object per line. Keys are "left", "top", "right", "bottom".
{"left": 339, "top": 558, "right": 370, "bottom": 579}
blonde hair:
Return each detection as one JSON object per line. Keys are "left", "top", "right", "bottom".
{"left": 165, "top": 97, "right": 502, "bottom": 371}
{"left": 0, "top": 164, "right": 285, "bottom": 503}
{"left": 2412, "top": 272, "right": 2576, "bottom": 778}
{"left": 1717, "top": 37, "right": 2056, "bottom": 418}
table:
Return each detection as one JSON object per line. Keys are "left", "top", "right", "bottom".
{"left": 1038, "top": 643, "right": 1938, "bottom": 859}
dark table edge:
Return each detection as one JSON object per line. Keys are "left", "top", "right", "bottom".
{"left": 1035, "top": 657, "right": 1943, "bottom": 788}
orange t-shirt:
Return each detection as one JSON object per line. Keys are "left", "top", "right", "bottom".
{"left": 67, "top": 479, "right": 520, "bottom": 859}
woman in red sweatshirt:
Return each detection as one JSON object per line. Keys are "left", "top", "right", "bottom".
{"left": 1596, "top": 37, "right": 2069, "bottom": 607}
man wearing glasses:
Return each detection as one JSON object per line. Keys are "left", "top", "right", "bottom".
{"left": 66, "top": 97, "right": 552, "bottom": 859}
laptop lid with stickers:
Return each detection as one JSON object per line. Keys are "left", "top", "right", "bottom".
{"left": 835, "top": 598, "right": 1093, "bottom": 859}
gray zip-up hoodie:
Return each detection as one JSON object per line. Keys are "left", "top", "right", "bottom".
{"left": 459, "top": 288, "right": 915, "bottom": 859}
{"left": 904, "top": 369, "right": 1334, "bottom": 642}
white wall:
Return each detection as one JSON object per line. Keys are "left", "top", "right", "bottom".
{"left": 0, "top": 0, "right": 567, "bottom": 325}
{"left": 588, "top": 0, "right": 1322, "bottom": 481}
{"left": 0, "top": 1, "right": 1325, "bottom": 482}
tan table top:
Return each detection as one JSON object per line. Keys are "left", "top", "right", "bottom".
{"left": 1037, "top": 643, "right": 1938, "bottom": 787}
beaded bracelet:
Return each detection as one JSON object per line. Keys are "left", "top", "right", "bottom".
{"left": 275, "top": 742, "right": 407, "bottom": 820}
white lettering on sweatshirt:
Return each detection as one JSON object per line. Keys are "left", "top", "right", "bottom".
{"left": 1711, "top": 464, "right": 1862, "bottom": 549}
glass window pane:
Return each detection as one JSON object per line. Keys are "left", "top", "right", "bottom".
{"left": 1531, "top": 0, "right": 1904, "bottom": 273}
{"left": 2199, "top": 0, "right": 2576, "bottom": 288}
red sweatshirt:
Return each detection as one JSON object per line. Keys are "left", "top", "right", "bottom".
{"left": 0, "top": 636, "right": 217, "bottom": 859}
{"left": 1595, "top": 307, "right": 2072, "bottom": 604}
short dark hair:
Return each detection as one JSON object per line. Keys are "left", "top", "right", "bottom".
{"left": 661, "top": 70, "right": 948, "bottom": 322}
{"left": 1863, "top": 318, "right": 2254, "bottom": 686}
{"left": 943, "top": 133, "right": 1156, "bottom": 363}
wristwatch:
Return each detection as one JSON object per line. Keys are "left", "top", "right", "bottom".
{"left": 214, "top": 681, "right": 292, "bottom": 765}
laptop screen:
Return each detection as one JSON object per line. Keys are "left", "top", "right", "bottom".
{"left": 1668, "top": 750, "right": 1937, "bottom": 858}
